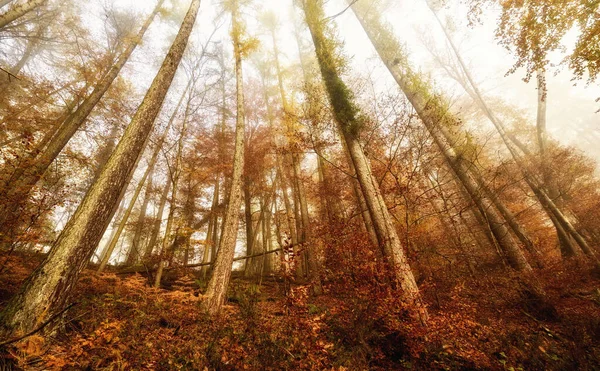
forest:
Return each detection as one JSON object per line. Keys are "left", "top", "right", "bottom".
{"left": 0, "top": 0, "right": 599, "bottom": 369}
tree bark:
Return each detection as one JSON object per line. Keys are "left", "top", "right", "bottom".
{"left": 202, "top": 0, "right": 246, "bottom": 316}
{"left": 0, "top": 0, "right": 200, "bottom": 337}
{"left": 0, "top": 0, "right": 47, "bottom": 30}
{"left": 302, "top": 0, "right": 426, "bottom": 320}
{"left": 349, "top": 1, "right": 532, "bottom": 273}
{"left": 0, "top": 0, "right": 165, "bottom": 245}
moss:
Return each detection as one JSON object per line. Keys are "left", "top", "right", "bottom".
{"left": 302, "top": 0, "right": 364, "bottom": 138}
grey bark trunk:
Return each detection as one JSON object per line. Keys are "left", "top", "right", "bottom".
{"left": 0, "top": 0, "right": 200, "bottom": 336}
{"left": 202, "top": 0, "right": 246, "bottom": 316}
{"left": 0, "top": 0, "right": 165, "bottom": 244}
{"left": 303, "top": 0, "right": 426, "bottom": 321}
{"left": 349, "top": 2, "right": 532, "bottom": 273}
{"left": 0, "top": 0, "right": 47, "bottom": 30}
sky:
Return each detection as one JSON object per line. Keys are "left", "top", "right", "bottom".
{"left": 105, "top": 0, "right": 600, "bottom": 166}
{"left": 64, "top": 0, "right": 600, "bottom": 261}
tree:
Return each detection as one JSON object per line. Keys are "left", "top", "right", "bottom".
{"left": 467, "top": 0, "right": 600, "bottom": 85}
{"left": 349, "top": 0, "right": 533, "bottom": 272}
{"left": 427, "top": 4, "right": 599, "bottom": 265}
{"left": 0, "top": 0, "right": 201, "bottom": 337}
{"left": 0, "top": 0, "right": 165, "bottom": 248}
{"left": 300, "top": 0, "right": 427, "bottom": 321}
{"left": 0, "top": 0, "right": 47, "bottom": 30}
{"left": 202, "top": 0, "right": 253, "bottom": 316}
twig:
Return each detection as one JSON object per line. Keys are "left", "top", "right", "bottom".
{"left": 323, "top": 0, "right": 359, "bottom": 21}
{"left": 0, "top": 66, "right": 19, "bottom": 82}
{"left": 520, "top": 309, "right": 540, "bottom": 323}
{"left": 0, "top": 303, "right": 77, "bottom": 347}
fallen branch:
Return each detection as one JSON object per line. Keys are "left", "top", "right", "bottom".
{"left": 116, "top": 246, "right": 288, "bottom": 274}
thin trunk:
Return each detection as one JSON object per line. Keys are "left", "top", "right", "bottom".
{"left": 0, "top": 0, "right": 200, "bottom": 336}
{"left": 302, "top": 0, "right": 426, "bottom": 320}
{"left": 201, "top": 176, "right": 219, "bottom": 279}
{"left": 154, "top": 89, "right": 193, "bottom": 287}
{"left": 349, "top": 1, "right": 532, "bottom": 273}
{"left": 202, "top": 0, "right": 246, "bottom": 316}
{"left": 243, "top": 178, "right": 253, "bottom": 266}
{"left": 145, "top": 177, "right": 171, "bottom": 260}
{"left": 0, "top": 0, "right": 165, "bottom": 244}
{"left": 0, "top": 0, "right": 47, "bottom": 30}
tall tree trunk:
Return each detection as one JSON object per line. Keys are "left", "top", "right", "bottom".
{"left": 535, "top": 69, "right": 579, "bottom": 257}
{"left": 145, "top": 176, "right": 172, "bottom": 260}
{"left": 0, "top": 0, "right": 47, "bottom": 30}
{"left": 202, "top": 0, "right": 246, "bottom": 316}
{"left": 0, "top": 0, "right": 165, "bottom": 245}
{"left": 201, "top": 176, "right": 220, "bottom": 279}
{"left": 243, "top": 177, "right": 254, "bottom": 270}
{"left": 154, "top": 90, "right": 193, "bottom": 287}
{"left": 0, "top": 0, "right": 200, "bottom": 337}
{"left": 302, "top": 0, "right": 426, "bottom": 320}
{"left": 97, "top": 120, "right": 170, "bottom": 272}
{"left": 349, "top": 1, "right": 532, "bottom": 273}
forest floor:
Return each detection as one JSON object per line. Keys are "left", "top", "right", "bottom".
{"left": 0, "top": 252, "right": 599, "bottom": 370}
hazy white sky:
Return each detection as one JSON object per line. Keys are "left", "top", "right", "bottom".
{"left": 70, "top": 0, "right": 600, "bottom": 261}
{"left": 89, "top": 0, "right": 600, "bottom": 164}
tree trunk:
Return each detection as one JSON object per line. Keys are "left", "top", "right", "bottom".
{"left": 0, "top": 0, "right": 200, "bottom": 337}
{"left": 154, "top": 89, "right": 193, "bottom": 287}
{"left": 302, "top": 0, "right": 426, "bottom": 321}
{"left": 349, "top": 1, "right": 532, "bottom": 273}
{"left": 145, "top": 177, "right": 171, "bottom": 260}
{"left": 202, "top": 0, "right": 246, "bottom": 316}
{"left": 0, "top": 0, "right": 165, "bottom": 245}
{"left": 201, "top": 176, "right": 219, "bottom": 279}
{"left": 0, "top": 0, "right": 47, "bottom": 30}
{"left": 243, "top": 177, "right": 254, "bottom": 272}
{"left": 427, "top": 8, "right": 582, "bottom": 260}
